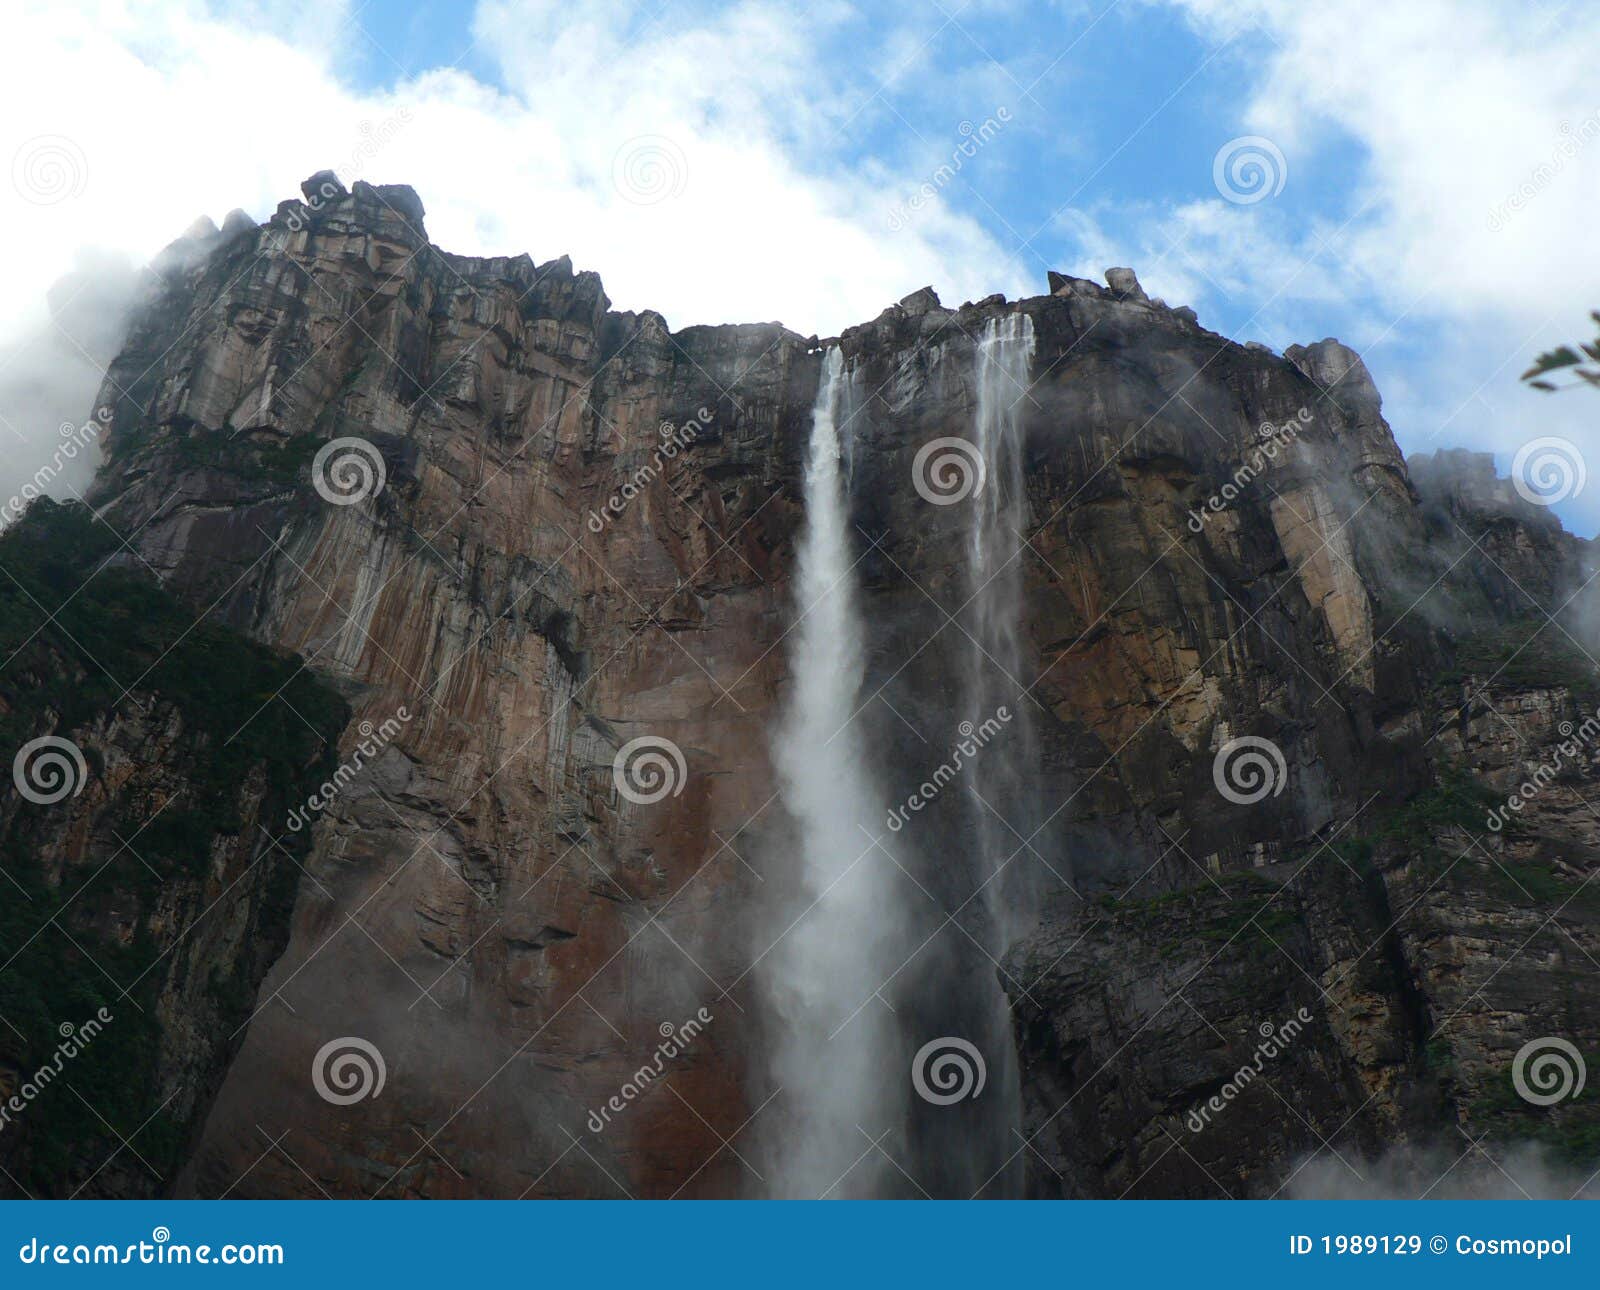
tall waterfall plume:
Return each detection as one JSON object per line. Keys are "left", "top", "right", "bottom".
{"left": 965, "top": 310, "right": 1040, "bottom": 936}
{"left": 759, "top": 348, "right": 907, "bottom": 1197}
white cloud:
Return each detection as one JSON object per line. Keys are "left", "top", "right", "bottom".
{"left": 1152, "top": 0, "right": 1600, "bottom": 534}
{"left": 0, "top": 0, "right": 1029, "bottom": 513}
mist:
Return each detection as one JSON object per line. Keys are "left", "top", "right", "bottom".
{"left": 1289, "top": 1142, "right": 1599, "bottom": 1200}
{"left": 0, "top": 248, "right": 144, "bottom": 525}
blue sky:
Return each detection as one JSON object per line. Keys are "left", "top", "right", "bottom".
{"left": 2, "top": 0, "right": 1595, "bottom": 535}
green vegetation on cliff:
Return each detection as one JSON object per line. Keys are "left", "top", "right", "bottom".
{"left": 0, "top": 500, "right": 348, "bottom": 1195}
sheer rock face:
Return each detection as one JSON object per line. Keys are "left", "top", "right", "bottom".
{"left": 61, "top": 179, "right": 1599, "bottom": 1197}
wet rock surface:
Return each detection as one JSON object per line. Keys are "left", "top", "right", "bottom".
{"left": 3, "top": 176, "right": 1594, "bottom": 1197}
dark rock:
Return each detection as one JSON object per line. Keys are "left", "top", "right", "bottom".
{"left": 1105, "top": 266, "right": 1149, "bottom": 301}
{"left": 300, "top": 169, "right": 346, "bottom": 203}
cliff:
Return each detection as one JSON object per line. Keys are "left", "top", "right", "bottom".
{"left": 0, "top": 172, "right": 1594, "bottom": 1197}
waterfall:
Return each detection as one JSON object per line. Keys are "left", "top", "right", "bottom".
{"left": 896, "top": 311, "right": 1040, "bottom": 1198}
{"left": 761, "top": 348, "right": 906, "bottom": 1198}
{"left": 966, "top": 312, "right": 1038, "bottom": 936}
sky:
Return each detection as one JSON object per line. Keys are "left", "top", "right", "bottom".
{"left": 1, "top": 0, "right": 1595, "bottom": 535}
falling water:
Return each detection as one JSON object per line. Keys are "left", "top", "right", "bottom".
{"left": 761, "top": 348, "right": 906, "bottom": 1198}
{"left": 966, "top": 311, "right": 1039, "bottom": 934}
{"left": 897, "top": 311, "right": 1040, "bottom": 1197}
